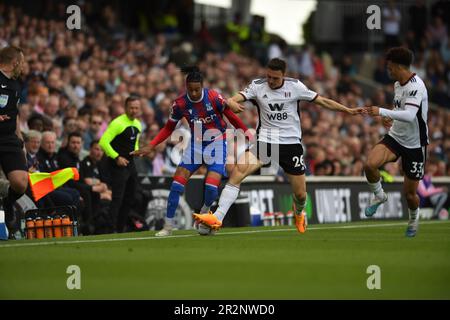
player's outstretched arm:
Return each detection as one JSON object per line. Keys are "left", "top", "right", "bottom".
{"left": 366, "top": 105, "right": 418, "bottom": 122}
{"left": 130, "top": 120, "right": 177, "bottom": 157}
{"left": 314, "top": 96, "right": 364, "bottom": 115}
{"left": 223, "top": 107, "right": 248, "bottom": 132}
{"left": 130, "top": 144, "right": 155, "bottom": 157}
{"left": 226, "top": 94, "right": 246, "bottom": 113}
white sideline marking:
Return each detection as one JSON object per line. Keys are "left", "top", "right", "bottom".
{"left": 0, "top": 220, "right": 449, "bottom": 249}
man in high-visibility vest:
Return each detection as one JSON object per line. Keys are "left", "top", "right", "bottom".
{"left": 226, "top": 13, "right": 250, "bottom": 53}
{"left": 99, "top": 96, "right": 142, "bottom": 233}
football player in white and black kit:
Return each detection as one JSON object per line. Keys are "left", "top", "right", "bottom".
{"left": 194, "top": 58, "right": 363, "bottom": 234}
{"left": 364, "top": 47, "right": 429, "bottom": 237}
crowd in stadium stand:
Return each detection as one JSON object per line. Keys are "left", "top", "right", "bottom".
{"left": 0, "top": 2, "right": 449, "bottom": 188}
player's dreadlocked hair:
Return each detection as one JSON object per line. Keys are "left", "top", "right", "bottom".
{"left": 181, "top": 66, "right": 203, "bottom": 84}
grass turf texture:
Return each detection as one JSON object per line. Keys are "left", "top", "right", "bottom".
{"left": 1, "top": 220, "right": 449, "bottom": 299}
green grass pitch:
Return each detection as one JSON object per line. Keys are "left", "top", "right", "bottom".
{"left": 1, "top": 220, "right": 449, "bottom": 299}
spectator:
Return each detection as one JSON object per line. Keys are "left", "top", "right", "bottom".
{"left": 427, "top": 16, "right": 448, "bottom": 49}
{"left": 268, "top": 39, "right": 284, "bottom": 61}
{"left": 35, "top": 131, "right": 81, "bottom": 211}
{"left": 418, "top": 158, "right": 449, "bottom": 219}
{"left": 382, "top": 0, "right": 401, "bottom": 48}
{"left": 24, "top": 130, "right": 41, "bottom": 172}
{"left": 26, "top": 114, "right": 43, "bottom": 134}
{"left": 196, "top": 19, "right": 214, "bottom": 57}
{"left": 80, "top": 140, "right": 112, "bottom": 201}
{"left": 83, "top": 113, "right": 103, "bottom": 150}
{"left": 299, "top": 46, "right": 315, "bottom": 78}
{"left": 441, "top": 36, "right": 450, "bottom": 63}
{"left": 80, "top": 140, "right": 113, "bottom": 234}
{"left": 409, "top": 0, "right": 428, "bottom": 39}
{"left": 151, "top": 141, "right": 167, "bottom": 176}
{"left": 57, "top": 132, "right": 94, "bottom": 234}
{"left": 18, "top": 103, "right": 31, "bottom": 133}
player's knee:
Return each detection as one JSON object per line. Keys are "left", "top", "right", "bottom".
{"left": 11, "top": 175, "right": 28, "bottom": 194}
{"left": 293, "top": 192, "right": 306, "bottom": 203}
{"left": 404, "top": 191, "right": 417, "bottom": 204}
{"left": 230, "top": 166, "right": 246, "bottom": 184}
{"left": 363, "top": 162, "right": 373, "bottom": 172}
{"left": 364, "top": 160, "right": 378, "bottom": 173}
{"left": 236, "top": 163, "right": 248, "bottom": 174}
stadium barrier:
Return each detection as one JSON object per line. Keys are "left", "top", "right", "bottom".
{"left": 139, "top": 176, "right": 450, "bottom": 229}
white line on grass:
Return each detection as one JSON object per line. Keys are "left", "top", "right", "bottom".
{"left": 1, "top": 220, "right": 449, "bottom": 249}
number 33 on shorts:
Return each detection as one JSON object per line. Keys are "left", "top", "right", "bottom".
{"left": 410, "top": 161, "right": 423, "bottom": 178}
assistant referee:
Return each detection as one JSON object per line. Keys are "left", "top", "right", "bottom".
{"left": 99, "top": 95, "right": 142, "bottom": 233}
{"left": 0, "top": 46, "right": 28, "bottom": 238}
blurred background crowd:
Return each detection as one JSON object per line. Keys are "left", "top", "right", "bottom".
{"left": 0, "top": 0, "right": 448, "bottom": 183}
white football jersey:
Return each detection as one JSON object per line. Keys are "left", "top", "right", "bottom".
{"left": 240, "top": 77, "right": 318, "bottom": 144}
{"left": 388, "top": 73, "right": 429, "bottom": 148}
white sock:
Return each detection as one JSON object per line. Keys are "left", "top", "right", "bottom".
{"left": 214, "top": 184, "right": 240, "bottom": 222}
{"left": 200, "top": 204, "right": 210, "bottom": 214}
{"left": 368, "top": 179, "right": 385, "bottom": 199}
{"left": 165, "top": 217, "right": 174, "bottom": 228}
{"left": 408, "top": 208, "right": 419, "bottom": 221}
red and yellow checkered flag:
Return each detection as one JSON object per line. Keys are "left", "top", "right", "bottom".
{"left": 28, "top": 168, "right": 79, "bottom": 201}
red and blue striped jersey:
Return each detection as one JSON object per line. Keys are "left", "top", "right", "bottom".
{"left": 169, "top": 88, "right": 228, "bottom": 140}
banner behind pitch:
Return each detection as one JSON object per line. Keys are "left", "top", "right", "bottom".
{"left": 140, "top": 176, "right": 450, "bottom": 227}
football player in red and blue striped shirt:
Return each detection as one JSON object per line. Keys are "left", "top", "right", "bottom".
{"left": 132, "top": 67, "right": 247, "bottom": 236}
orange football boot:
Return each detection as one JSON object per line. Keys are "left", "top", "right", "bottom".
{"left": 193, "top": 212, "right": 222, "bottom": 230}
{"left": 294, "top": 211, "right": 307, "bottom": 233}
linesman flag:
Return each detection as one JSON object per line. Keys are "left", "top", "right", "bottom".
{"left": 28, "top": 168, "right": 79, "bottom": 201}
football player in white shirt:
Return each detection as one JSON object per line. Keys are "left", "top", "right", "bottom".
{"left": 194, "top": 58, "right": 363, "bottom": 234}
{"left": 364, "top": 47, "right": 429, "bottom": 237}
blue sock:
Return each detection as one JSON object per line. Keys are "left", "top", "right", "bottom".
{"left": 204, "top": 184, "right": 219, "bottom": 209}
{"left": 166, "top": 181, "right": 185, "bottom": 219}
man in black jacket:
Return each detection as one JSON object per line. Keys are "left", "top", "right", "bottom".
{"left": 36, "top": 131, "right": 80, "bottom": 216}
{"left": 57, "top": 132, "right": 94, "bottom": 234}
{"left": 80, "top": 140, "right": 113, "bottom": 234}
{"left": 80, "top": 140, "right": 112, "bottom": 199}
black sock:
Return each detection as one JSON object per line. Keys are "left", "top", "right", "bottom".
{"left": 7, "top": 187, "right": 24, "bottom": 203}
{"left": 3, "top": 187, "right": 23, "bottom": 227}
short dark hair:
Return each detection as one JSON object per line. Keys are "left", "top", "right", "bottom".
{"left": 267, "top": 58, "right": 286, "bottom": 73}
{"left": 125, "top": 95, "right": 140, "bottom": 107}
{"left": 90, "top": 140, "right": 100, "bottom": 149}
{"left": 0, "top": 46, "right": 24, "bottom": 64}
{"left": 27, "top": 113, "right": 44, "bottom": 128}
{"left": 385, "top": 47, "right": 414, "bottom": 67}
{"left": 63, "top": 116, "right": 76, "bottom": 126}
{"left": 68, "top": 132, "right": 82, "bottom": 141}
{"left": 181, "top": 66, "right": 203, "bottom": 84}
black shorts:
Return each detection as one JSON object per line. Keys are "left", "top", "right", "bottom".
{"left": 0, "top": 135, "right": 27, "bottom": 175}
{"left": 248, "top": 141, "right": 306, "bottom": 175}
{"left": 379, "top": 135, "right": 427, "bottom": 180}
